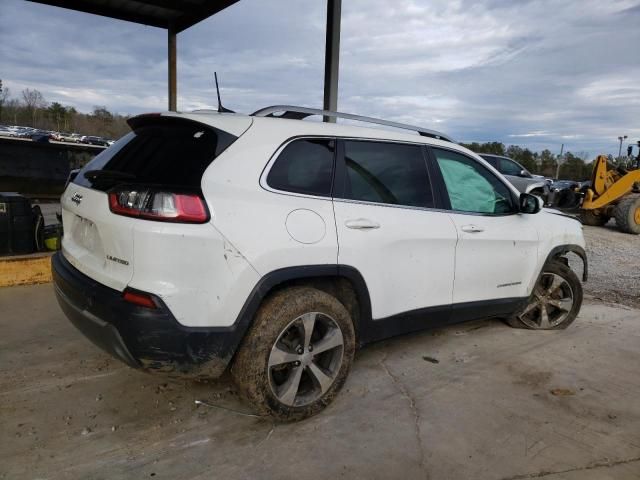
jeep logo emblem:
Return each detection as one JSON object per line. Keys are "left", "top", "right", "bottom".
{"left": 71, "top": 193, "right": 83, "bottom": 205}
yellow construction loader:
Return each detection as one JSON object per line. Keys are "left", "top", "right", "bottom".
{"left": 579, "top": 154, "right": 640, "bottom": 234}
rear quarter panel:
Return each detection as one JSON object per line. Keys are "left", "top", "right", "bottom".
{"left": 200, "top": 122, "right": 339, "bottom": 276}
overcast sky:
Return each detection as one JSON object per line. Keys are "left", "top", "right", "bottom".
{"left": 1, "top": 0, "right": 639, "bottom": 157}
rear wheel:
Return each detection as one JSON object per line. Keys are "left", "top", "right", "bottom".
{"left": 614, "top": 195, "right": 640, "bottom": 234}
{"left": 231, "top": 287, "right": 355, "bottom": 421}
{"left": 580, "top": 209, "right": 609, "bottom": 226}
{"left": 507, "top": 261, "right": 582, "bottom": 330}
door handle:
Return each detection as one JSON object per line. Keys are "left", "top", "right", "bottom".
{"left": 461, "top": 224, "right": 484, "bottom": 233}
{"left": 345, "top": 218, "right": 380, "bottom": 230}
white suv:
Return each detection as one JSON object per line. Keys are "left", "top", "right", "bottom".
{"left": 52, "top": 106, "right": 587, "bottom": 421}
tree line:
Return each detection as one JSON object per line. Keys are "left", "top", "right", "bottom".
{"left": 0, "top": 80, "right": 597, "bottom": 180}
{"left": 0, "top": 81, "right": 130, "bottom": 139}
{"left": 459, "top": 142, "right": 593, "bottom": 181}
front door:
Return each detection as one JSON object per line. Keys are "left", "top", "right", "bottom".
{"left": 333, "top": 140, "right": 458, "bottom": 325}
{"left": 430, "top": 147, "right": 539, "bottom": 306}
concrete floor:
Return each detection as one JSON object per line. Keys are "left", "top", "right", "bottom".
{"left": 1, "top": 284, "right": 639, "bottom": 480}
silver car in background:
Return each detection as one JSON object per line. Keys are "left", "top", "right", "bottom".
{"left": 480, "top": 154, "right": 550, "bottom": 203}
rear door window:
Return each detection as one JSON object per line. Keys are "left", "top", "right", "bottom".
{"left": 73, "top": 117, "right": 237, "bottom": 191}
{"left": 338, "top": 140, "right": 434, "bottom": 208}
{"left": 266, "top": 139, "right": 336, "bottom": 197}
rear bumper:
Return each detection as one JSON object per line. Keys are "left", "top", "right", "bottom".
{"left": 51, "top": 252, "right": 243, "bottom": 378}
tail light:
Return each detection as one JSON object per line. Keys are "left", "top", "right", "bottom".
{"left": 108, "top": 187, "right": 209, "bottom": 223}
{"left": 123, "top": 289, "right": 157, "bottom": 309}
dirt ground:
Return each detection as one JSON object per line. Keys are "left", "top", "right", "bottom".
{"left": 580, "top": 225, "right": 640, "bottom": 309}
{"left": 1, "top": 283, "right": 639, "bottom": 480}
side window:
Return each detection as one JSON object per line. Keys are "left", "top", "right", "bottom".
{"left": 267, "top": 139, "right": 335, "bottom": 197}
{"left": 483, "top": 156, "right": 499, "bottom": 168}
{"left": 340, "top": 141, "right": 434, "bottom": 208}
{"left": 433, "top": 148, "right": 515, "bottom": 215}
{"left": 499, "top": 158, "right": 524, "bottom": 176}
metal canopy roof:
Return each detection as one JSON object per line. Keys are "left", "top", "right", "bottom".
{"left": 24, "top": 0, "right": 341, "bottom": 116}
{"left": 26, "top": 0, "right": 240, "bottom": 32}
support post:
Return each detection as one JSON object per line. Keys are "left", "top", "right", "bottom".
{"left": 323, "top": 0, "right": 341, "bottom": 122}
{"left": 555, "top": 143, "right": 564, "bottom": 180}
{"left": 168, "top": 24, "right": 177, "bottom": 111}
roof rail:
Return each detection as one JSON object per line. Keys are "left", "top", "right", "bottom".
{"left": 251, "top": 105, "right": 453, "bottom": 142}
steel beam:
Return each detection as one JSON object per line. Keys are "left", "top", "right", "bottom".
{"left": 323, "top": 0, "right": 341, "bottom": 122}
{"left": 168, "top": 25, "right": 177, "bottom": 111}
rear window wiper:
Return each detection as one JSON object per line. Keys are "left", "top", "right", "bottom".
{"left": 84, "top": 169, "right": 136, "bottom": 181}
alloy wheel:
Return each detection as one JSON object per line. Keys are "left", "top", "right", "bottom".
{"left": 268, "top": 312, "right": 344, "bottom": 407}
{"left": 518, "top": 272, "right": 575, "bottom": 329}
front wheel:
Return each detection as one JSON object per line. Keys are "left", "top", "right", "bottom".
{"left": 231, "top": 286, "right": 355, "bottom": 421}
{"left": 614, "top": 195, "right": 640, "bottom": 234}
{"left": 507, "top": 261, "right": 582, "bottom": 330}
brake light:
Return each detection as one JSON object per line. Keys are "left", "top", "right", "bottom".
{"left": 123, "top": 290, "right": 157, "bottom": 309}
{"left": 108, "top": 187, "right": 208, "bottom": 223}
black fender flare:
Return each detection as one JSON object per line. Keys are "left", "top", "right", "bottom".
{"left": 228, "top": 264, "right": 373, "bottom": 352}
{"left": 543, "top": 244, "right": 588, "bottom": 281}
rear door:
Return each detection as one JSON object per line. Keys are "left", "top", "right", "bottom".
{"left": 61, "top": 114, "right": 248, "bottom": 291}
{"left": 429, "top": 147, "right": 539, "bottom": 305}
{"left": 332, "top": 139, "right": 458, "bottom": 322}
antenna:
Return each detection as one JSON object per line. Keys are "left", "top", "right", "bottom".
{"left": 214, "top": 72, "right": 234, "bottom": 113}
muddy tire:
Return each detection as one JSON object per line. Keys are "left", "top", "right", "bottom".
{"left": 614, "top": 196, "right": 640, "bottom": 234}
{"left": 580, "top": 210, "right": 609, "bottom": 226}
{"left": 231, "top": 286, "right": 355, "bottom": 421}
{"left": 506, "top": 261, "right": 582, "bottom": 330}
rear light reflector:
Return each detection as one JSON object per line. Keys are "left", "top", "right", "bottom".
{"left": 123, "top": 290, "right": 157, "bottom": 309}
{"left": 108, "top": 187, "right": 208, "bottom": 223}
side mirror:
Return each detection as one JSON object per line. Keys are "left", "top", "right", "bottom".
{"left": 519, "top": 169, "right": 531, "bottom": 178}
{"left": 519, "top": 193, "right": 541, "bottom": 214}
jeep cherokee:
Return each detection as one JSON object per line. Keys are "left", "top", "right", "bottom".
{"left": 52, "top": 106, "right": 587, "bottom": 421}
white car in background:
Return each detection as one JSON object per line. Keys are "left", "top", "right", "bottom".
{"left": 0, "top": 126, "right": 13, "bottom": 137}
{"left": 52, "top": 106, "right": 587, "bottom": 421}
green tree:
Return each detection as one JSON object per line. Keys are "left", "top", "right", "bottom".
{"left": 460, "top": 141, "right": 506, "bottom": 155}
{"left": 558, "top": 152, "right": 587, "bottom": 181}
{"left": 21, "top": 88, "right": 47, "bottom": 127}
{"left": 47, "top": 102, "right": 67, "bottom": 131}
{"left": 0, "top": 80, "right": 9, "bottom": 123}
{"left": 506, "top": 145, "right": 523, "bottom": 161}
{"left": 538, "top": 149, "right": 557, "bottom": 177}
{"left": 519, "top": 148, "right": 537, "bottom": 173}
{"left": 91, "top": 106, "right": 113, "bottom": 124}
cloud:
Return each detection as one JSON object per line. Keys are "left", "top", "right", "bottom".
{"left": 1, "top": 0, "right": 638, "bottom": 157}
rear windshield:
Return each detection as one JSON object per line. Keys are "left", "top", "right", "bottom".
{"left": 73, "top": 117, "right": 237, "bottom": 191}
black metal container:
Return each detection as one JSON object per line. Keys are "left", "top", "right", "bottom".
{"left": 0, "top": 193, "right": 35, "bottom": 255}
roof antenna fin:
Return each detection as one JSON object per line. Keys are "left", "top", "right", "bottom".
{"left": 214, "top": 72, "right": 235, "bottom": 113}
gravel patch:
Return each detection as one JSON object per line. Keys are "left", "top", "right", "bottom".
{"left": 578, "top": 224, "right": 640, "bottom": 309}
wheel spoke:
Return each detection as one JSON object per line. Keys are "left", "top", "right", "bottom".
{"left": 546, "top": 275, "right": 565, "bottom": 296}
{"left": 307, "top": 362, "right": 334, "bottom": 394}
{"left": 521, "top": 299, "right": 539, "bottom": 316}
{"left": 278, "top": 365, "right": 303, "bottom": 405}
{"left": 539, "top": 304, "right": 551, "bottom": 328}
{"left": 301, "top": 312, "right": 317, "bottom": 349}
{"left": 268, "top": 345, "right": 300, "bottom": 368}
{"left": 311, "top": 328, "right": 343, "bottom": 355}
{"left": 548, "top": 297, "right": 572, "bottom": 312}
